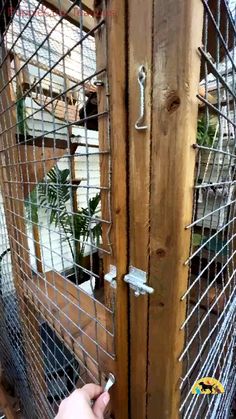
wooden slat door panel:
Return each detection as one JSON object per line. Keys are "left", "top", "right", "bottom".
{"left": 128, "top": 1, "right": 204, "bottom": 418}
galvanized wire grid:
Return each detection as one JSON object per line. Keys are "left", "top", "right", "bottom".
{"left": 0, "top": 195, "right": 35, "bottom": 416}
{"left": 0, "top": 1, "right": 115, "bottom": 418}
{"left": 180, "top": 1, "right": 236, "bottom": 418}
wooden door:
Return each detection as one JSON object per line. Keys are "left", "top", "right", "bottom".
{"left": 128, "top": 1, "right": 204, "bottom": 418}
{"left": 0, "top": 1, "right": 129, "bottom": 418}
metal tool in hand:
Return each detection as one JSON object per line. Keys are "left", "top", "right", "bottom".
{"left": 104, "top": 373, "right": 115, "bottom": 392}
{"left": 135, "top": 65, "right": 148, "bottom": 130}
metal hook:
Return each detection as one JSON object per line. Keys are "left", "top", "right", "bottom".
{"left": 135, "top": 65, "right": 148, "bottom": 131}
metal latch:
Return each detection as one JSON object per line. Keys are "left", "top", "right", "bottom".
{"left": 104, "top": 373, "right": 116, "bottom": 392}
{"left": 104, "top": 265, "right": 117, "bottom": 288}
{"left": 124, "top": 266, "right": 154, "bottom": 297}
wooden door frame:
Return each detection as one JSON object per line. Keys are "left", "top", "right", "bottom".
{"left": 147, "top": 1, "right": 204, "bottom": 418}
{"left": 128, "top": 1, "right": 204, "bottom": 418}
{"left": 0, "top": 1, "right": 130, "bottom": 416}
{"left": 127, "top": 0, "right": 154, "bottom": 418}
{"left": 103, "top": 1, "right": 129, "bottom": 418}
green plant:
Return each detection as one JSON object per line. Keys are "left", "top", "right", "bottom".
{"left": 25, "top": 188, "right": 39, "bottom": 225}
{"left": 39, "top": 166, "right": 74, "bottom": 258}
{"left": 197, "top": 117, "right": 217, "bottom": 147}
{"left": 16, "top": 86, "right": 28, "bottom": 136}
{"left": 192, "top": 233, "right": 206, "bottom": 247}
{"left": 25, "top": 165, "right": 101, "bottom": 272}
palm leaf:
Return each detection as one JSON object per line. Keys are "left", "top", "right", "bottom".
{"left": 26, "top": 165, "right": 101, "bottom": 264}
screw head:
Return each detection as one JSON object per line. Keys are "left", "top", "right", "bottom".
{"left": 94, "top": 79, "right": 104, "bottom": 87}
{"left": 111, "top": 280, "right": 117, "bottom": 289}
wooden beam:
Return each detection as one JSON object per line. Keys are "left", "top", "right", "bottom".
{"left": 198, "top": 85, "right": 216, "bottom": 107}
{"left": 147, "top": 1, "right": 204, "bottom": 418}
{"left": 33, "top": 96, "right": 80, "bottom": 123}
{"left": 81, "top": 0, "right": 93, "bottom": 13}
{"left": 9, "top": 51, "right": 96, "bottom": 93}
{"left": 24, "top": 271, "right": 115, "bottom": 381}
{"left": 16, "top": 134, "right": 81, "bottom": 149}
{"left": 93, "top": 10, "right": 114, "bottom": 413}
{"left": 128, "top": 0, "right": 153, "bottom": 418}
{"left": 94, "top": 1, "right": 110, "bottom": 293}
{"left": 40, "top": 0, "right": 94, "bottom": 33}
{"left": 32, "top": 223, "right": 43, "bottom": 273}
{"left": 102, "top": 0, "right": 129, "bottom": 418}
{"left": 13, "top": 53, "right": 30, "bottom": 96}
{"left": 13, "top": 54, "right": 69, "bottom": 277}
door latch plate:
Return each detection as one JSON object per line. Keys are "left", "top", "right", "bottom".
{"left": 104, "top": 265, "right": 117, "bottom": 288}
{"left": 124, "top": 266, "right": 154, "bottom": 297}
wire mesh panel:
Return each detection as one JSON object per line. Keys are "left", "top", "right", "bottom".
{"left": 0, "top": 195, "right": 35, "bottom": 415}
{"left": 0, "top": 1, "right": 127, "bottom": 418}
{"left": 180, "top": 1, "right": 236, "bottom": 418}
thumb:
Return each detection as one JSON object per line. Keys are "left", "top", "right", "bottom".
{"left": 93, "top": 391, "right": 110, "bottom": 419}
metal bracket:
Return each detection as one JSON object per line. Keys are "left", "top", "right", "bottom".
{"left": 124, "top": 266, "right": 154, "bottom": 297}
{"left": 104, "top": 265, "right": 117, "bottom": 288}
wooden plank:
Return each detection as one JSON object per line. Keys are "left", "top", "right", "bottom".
{"left": 0, "top": 50, "right": 32, "bottom": 281}
{"left": 82, "top": 0, "right": 93, "bottom": 13}
{"left": 105, "top": 1, "right": 129, "bottom": 418}
{"left": 24, "top": 271, "right": 115, "bottom": 381}
{"left": 128, "top": 1, "right": 153, "bottom": 418}
{"left": 16, "top": 134, "right": 77, "bottom": 149}
{"left": 93, "top": 8, "right": 114, "bottom": 408}
{"left": 94, "top": 1, "right": 110, "bottom": 297}
{"left": 32, "top": 223, "right": 43, "bottom": 273}
{"left": 198, "top": 85, "right": 216, "bottom": 107}
{"left": 147, "top": 1, "right": 204, "bottom": 418}
{"left": 41, "top": 0, "right": 94, "bottom": 33}
{"left": 9, "top": 51, "right": 96, "bottom": 94}
{"left": 30, "top": 96, "right": 80, "bottom": 122}
{"left": 13, "top": 53, "right": 30, "bottom": 96}
{"left": 13, "top": 49, "right": 45, "bottom": 274}
{"left": 26, "top": 271, "right": 114, "bottom": 334}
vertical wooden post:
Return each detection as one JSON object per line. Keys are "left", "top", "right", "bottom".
{"left": 93, "top": 1, "right": 128, "bottom": 417}
{"left": 147, "top": 1, "right": 203, "bottom": 418}
{"left": 32, "top": 224, "right": 43, "bottom": 273}
{"left": 106, "top": 1, "right": 129, "bottom": 418}
{"left": 128, "top": 1, "right": 153, "bottom": 418}
{"left": 94, "top": 0, "right": 111, "bottom": 298}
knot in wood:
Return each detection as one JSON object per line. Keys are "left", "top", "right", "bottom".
{"left": 166, "top": 93, "right": 181, "bottom": 113}
{"left": 156, "top": 248, "right": 166, "bottom": 258}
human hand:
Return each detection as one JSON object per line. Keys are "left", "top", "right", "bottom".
{"left": 55, "top": 384, "right": 110, "bottom": 419}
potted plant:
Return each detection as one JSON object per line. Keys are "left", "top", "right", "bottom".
{"left": 25, "top": 165, "right": 102, "bottom": 286}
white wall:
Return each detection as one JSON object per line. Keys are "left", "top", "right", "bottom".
{"left": 26, "top": 134, "right": 101, "bottom": 274}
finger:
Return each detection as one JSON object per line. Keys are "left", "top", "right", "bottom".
{"left": 93, "top": 392, "right": 110, "bottom": 419}
{"left": 79, "top": 384, "right": 103, "bottom": 401}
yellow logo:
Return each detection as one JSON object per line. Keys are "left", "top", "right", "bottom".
{"left": 192, "top": 377, "right": 224, "bottom": 395}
